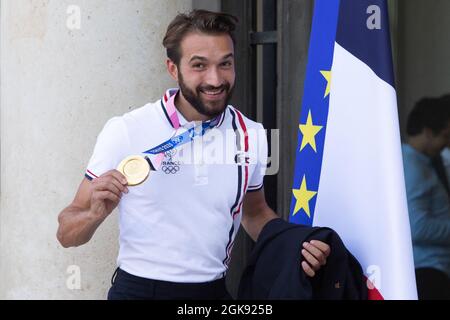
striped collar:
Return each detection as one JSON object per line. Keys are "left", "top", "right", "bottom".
{"left": 160, "top": 88, "right": 226, "bottom": 129}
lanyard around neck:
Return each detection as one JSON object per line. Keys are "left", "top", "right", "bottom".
{"left": 143, "top": 92, "right": 220, "bottom": 170}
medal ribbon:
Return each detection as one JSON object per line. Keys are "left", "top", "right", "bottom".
{"left": 144, "top": 92, "right": 220, "bottom": 170}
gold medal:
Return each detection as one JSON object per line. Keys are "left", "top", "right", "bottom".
{"left": 117, "top": 155, "right": 150, "bottom": 186}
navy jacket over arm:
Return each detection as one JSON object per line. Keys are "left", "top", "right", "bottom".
{"left": 237, "top": 218, "right": 367, "bottom": 300}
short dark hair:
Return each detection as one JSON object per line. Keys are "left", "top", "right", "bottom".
{"left": 406, "top": 95, "right": 450, "bottom": 136}
{"left": 162, "top": 10, "right": 238, "bottom": 66}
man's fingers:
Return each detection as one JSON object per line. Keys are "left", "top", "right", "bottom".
{"left": 303, "top": 242, "right": 327, "bottom": 265}
{"left": 94, "top": 180, "right": 123, "bottom": 198}
{"left": 301, "top": 249, "right": 321, "bottom": 271}
{"left": 310, "top": 240, "right": 331, "bottom": 257}
{"left": 107, "top": 170, "right": 129, "bottom": 186}
{"left": 94, "top": 173, "right": 129, "bottom": 195}
{"left": 107, "top": 177, "right": 129, "bottom": 194}
{"left": 95, "top": 191, "right": 121, "bottom": 204}
{"left": 301, "top": 261, "right": 315, "bottom": 278}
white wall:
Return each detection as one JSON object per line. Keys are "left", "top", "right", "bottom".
{"left": 0, "top": 0, "right": 191, "bottom": 299}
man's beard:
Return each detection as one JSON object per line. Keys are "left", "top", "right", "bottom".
{"left": 178, "top": 71, "right": 234, "bottom": 119}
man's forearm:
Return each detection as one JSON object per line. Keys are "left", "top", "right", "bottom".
{"left": 57, "top": 207, "right": 105, "bottom": 248}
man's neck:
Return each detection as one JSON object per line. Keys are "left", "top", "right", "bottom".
{"left": 175, "top": 91, "right": 211, "bottom": 122}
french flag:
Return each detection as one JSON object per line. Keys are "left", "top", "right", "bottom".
{"left": 289, "top": 0, "right": 417, "bottom": 299}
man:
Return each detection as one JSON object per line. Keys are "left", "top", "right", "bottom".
{"left": 402, "top": 95, "right": 450, "bottom": 300}
{"left": 57, "top": 10, "right": 330, "bottom": 300}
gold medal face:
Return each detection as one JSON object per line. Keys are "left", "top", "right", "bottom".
{"left": 117, "top": 155, "right": 150, "bottom": 186}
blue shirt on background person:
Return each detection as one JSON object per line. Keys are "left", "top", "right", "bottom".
{"left": 402, "top": 143, "right": 450, "bottom": 278}
{"left": 401, "top": 94, "right": 450, "bottom": 300}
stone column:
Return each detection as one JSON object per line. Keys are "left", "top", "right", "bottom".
{"left": 0, "top": 0, "right": 191, "bottom": 299}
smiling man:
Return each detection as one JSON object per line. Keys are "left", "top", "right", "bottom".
{"left": 56, "top": 10, "right": 330, "bottom": 300}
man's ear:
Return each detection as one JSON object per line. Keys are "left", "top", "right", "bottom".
{"left": 166, "top": 59, "right": 179, "bottom": 82}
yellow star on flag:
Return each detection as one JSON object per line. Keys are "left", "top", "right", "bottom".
{"left": 292, "top": 175, "right": 317, "bottom": 218}
{"left": 320, "top": 70, "right": 332, "bottom": 98}
{"left": 299, "top": 110, "right": 323, "bottom": 152}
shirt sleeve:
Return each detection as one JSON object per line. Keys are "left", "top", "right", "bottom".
{"left": 247, "top": 123, "right": 268, "bottom": 192}
{"left": 85, "top": 117, "right": 129, "bottom": 180}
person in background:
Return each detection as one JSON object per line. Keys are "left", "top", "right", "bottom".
{"left": 402, "top": 95, "right": 450, "bottom": 300}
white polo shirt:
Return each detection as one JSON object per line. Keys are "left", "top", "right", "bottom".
{"left": 85, "top": 89, "right": 267, "bottom": 283}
